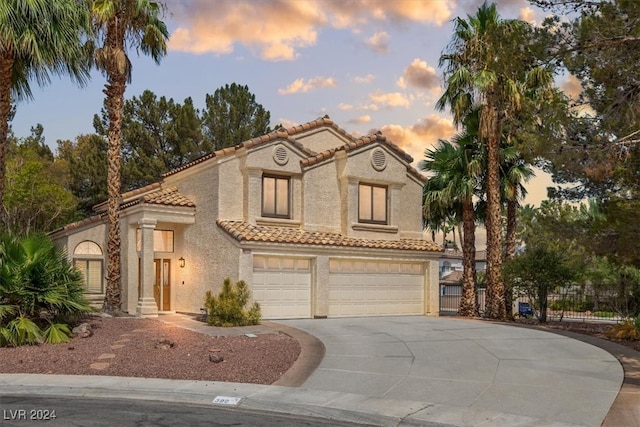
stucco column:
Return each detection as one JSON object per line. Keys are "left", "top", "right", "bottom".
{"left": 313, "top": 256, "right": 330, "bottom": 318}
{"left": 424, "top": 259, "right": 440, "bottom": 317}
{"left": 136, "top": 218, "right": 158, "bottom": 318}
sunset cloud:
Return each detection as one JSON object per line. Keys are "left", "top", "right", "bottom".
{"left": 278, "top": 76, "right": 337, "bottom": 95}
{"left": 365, "top": 32, "right": 389, "bottom": 54}
{"left": 166, "top": 0, "right": 455, "bottom": 60}
{"left": 354, "top": 74, "right": 375, "bottom": 84}
{"left": 369, "top": 91, "right": 412, "bottom": 109}
{"left": 338, "top": 103, "right": 354, "bottom": 110}
{"left": 379, "top": 115, "right": 456, "bottom": 164}
{"left": 396, "top": 58, "right": 441, "bottom": 94}
{"left": 349, "top": 115, "right": 372, "bottom": 124}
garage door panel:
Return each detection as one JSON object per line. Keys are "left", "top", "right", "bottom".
{"left": 329, "top": 259, "right": 424, "bottom": 317}
{"left": 253, "top": 256, "right": 311, "bottom": 319}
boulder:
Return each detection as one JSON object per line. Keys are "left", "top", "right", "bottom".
{"left": 72, "top": 323, "right": 93, "bottom": 338}
{"left": 155, "top": 338, "right": 175, "bottom": 350}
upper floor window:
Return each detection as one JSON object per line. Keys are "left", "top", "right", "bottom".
{"left": 262, "top": 175, "right": 290, "bottom": 218}
{"left": 358, "top": 183, "right": 387, "bottom": 224}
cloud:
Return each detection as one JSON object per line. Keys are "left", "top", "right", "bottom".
{"left": 365, "top": 32, "right": 389, "bottom": 54}
{"left": 369, "top": 91, "right": 412, "bottom": 109}
{"left": 348, "top": 115, "right": 371, "bottom": 124}
{"left": 379, "top": 115, "right": 456, "bottom": 164}
{"left": 560, "top": 74, "right": 582, "bottom": 100}
{"left": 559, "top": 74, "right": 596, "bottom": 116}
{"left": 396, "top": 58, "right": 440, "bottom": 93}
{"left": 166, "top": 0, "right": 455, "bottom": 60}
{"left": 354, "top": 74, "right": 375, "bottom": 84}
{"left": 338, "top": 103, "right": 354, "bottom": 110}
{"left": 278, "top": 76, "right": 337, "bottom": 95}
{"left": 519, "top": 7, "right": 537, "bottom": 24}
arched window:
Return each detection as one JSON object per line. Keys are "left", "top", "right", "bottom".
{"left": 74, "top": 241, "right": 103, "bottom": 256}
{"left": 74, "top": 241, "right": 103, "bottom": 293}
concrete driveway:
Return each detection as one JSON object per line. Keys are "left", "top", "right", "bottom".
{"left": 279, "top": 316, "right": 622, "bottom": 427}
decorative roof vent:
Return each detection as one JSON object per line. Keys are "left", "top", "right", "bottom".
{"left": 273, "top": 145, "right": 289, "bottom": 166}
{"left": 370, "top": 148, "right": 387, "bottom": 171}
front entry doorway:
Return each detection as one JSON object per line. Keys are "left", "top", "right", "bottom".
{"left": 153, "top": 259, "right": 171, "bottom": 311}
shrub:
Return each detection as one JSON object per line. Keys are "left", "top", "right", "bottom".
{"left": 204, "top": 278, "right": 261, "bottom": 327}
{"left": 605, "top": 317, "right": 640, "bottom": 341}
{"left": 0, "top": 233, "right": 93, "bottom": 346}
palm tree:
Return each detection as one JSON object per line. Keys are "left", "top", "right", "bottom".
{"left": 501, "top": 148, "right": 534, "bottom": 261}
{"left": 500, "top": 147, "right": 534, "bottom": 316}
{"left": 421, "top": 133, "right": 483, "bottom": 317}
{"left": 437, "top": 2, "right": 554, "bottom": 319}
{"left": 0, "top": 1, "right": 91, "bottom": 219}
{"left": 87, "top": 0, "right": 168, "bottom": 312}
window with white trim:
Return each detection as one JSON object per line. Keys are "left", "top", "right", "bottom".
{"left": 73, "top": 241, "right": 104, "bottom": 294}
{"left": 358, "top": 183, "right": 387, "bottom": 224}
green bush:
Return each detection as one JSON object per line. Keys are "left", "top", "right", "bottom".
{"left": 549, "top": 299, "right": 574, "bottom": 311}
{"left": 204, "top": 278, "right": 261, "bottom": 327}
{"left": 0, "top": 233, "right": 94, "bottom": 347}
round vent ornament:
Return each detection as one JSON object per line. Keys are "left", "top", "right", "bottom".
{"left": 370, "top": 148, "right": 387, "bottom": 171}
{"left": 273, "top": 145, "right": 289, "bottom": 166}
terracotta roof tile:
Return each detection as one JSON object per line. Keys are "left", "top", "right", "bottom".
{"left": 217, "top": 220, "right": 442, "bottom": 252}
{"left": 48, "top": 214, "right": 106, "bottom": 237}
{"left": 120, "top": 186, "right": 195, "bottom": 209}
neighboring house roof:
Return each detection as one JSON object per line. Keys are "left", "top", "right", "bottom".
{"left": 440, "top": 270, "right": 463, "bottom": 284}
{"left": 162, "top": 115, "right": 425, "bottom": 182}
{"left": 217, "top": 220, "right": 442, "bottom": 252}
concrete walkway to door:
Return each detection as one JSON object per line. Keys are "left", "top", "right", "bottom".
{"left": 279, "top": 316, "right": 622, "bottom": 427}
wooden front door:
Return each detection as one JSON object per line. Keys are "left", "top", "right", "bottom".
{"left": 153, "top": 259, "right": 171, "bottom": 311}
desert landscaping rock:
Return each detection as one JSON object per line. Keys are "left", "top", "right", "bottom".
{"left": 89, "top": 362, "right": 110, "bottom": 370}
{"left": 155, "top": 338, "right": 175, "bottom": 350}
{"left": 97, "top": 353, "right": 116, "bottom": 360}
{"left": 72, "top": 323, "right": 93, "bottom": 338}
{"left": 209, "top": 353, "right": 224, "bottom": 363}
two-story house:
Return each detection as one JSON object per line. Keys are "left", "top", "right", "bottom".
{"left": 50, "top": 117, "right": 443, "bottom": 319}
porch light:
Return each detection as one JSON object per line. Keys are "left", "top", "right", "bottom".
{"left": 179, "top": 257, "right": 185, "bottom": 268}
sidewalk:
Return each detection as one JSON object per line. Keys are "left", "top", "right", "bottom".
{"left": 1, "top": 314, "right": 638, "bottom": 427}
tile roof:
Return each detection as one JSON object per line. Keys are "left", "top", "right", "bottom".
{"left": 162, "top": 115, "right": 425, "bottom": 182}
{"left": 48, "top": 214, "right": 106, "bottom": 237}
{"left": 440, "top": 270, "right": 464, "bottom": 283}
{"left": 120, "top": 186, "right": 195, "bottom": 210}
{"left": 217, "top": 220, "right": 442, "bottom": 252}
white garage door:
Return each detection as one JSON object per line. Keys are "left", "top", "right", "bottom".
{"left": 252, "top": 256, "right": 311, "bottom": 319}
{"left": 329, "top": 259, "right": 424, "bottom": 317}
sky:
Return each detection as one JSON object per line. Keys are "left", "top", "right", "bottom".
{"left": 10, "top": 0, "right": 577, "bottom": 207}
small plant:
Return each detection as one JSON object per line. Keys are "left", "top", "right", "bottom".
{"left": 605, "top": 317, "right": 640, "bottom": 341}
{"left": 204, "top": 278, "right": 261, "bottom": 327}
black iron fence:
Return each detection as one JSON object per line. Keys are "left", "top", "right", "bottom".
{"left": 439, "top": 286, "right": 630, "bottom": 322}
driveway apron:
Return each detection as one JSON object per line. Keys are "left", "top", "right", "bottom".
{"left": 279, "top": 316, "right": 622, "bottom": 427}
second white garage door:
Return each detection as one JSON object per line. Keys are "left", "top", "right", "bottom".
{"left": 329, "top": 259, "right": 424, "bottom": 317}
{"left": 252, "top": 256, "right": 311, "bottom": 319}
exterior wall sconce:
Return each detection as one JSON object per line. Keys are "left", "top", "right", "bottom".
{"left": 179, "top": 257, "right": 185, "bottom": 268}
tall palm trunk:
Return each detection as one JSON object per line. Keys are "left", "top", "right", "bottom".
{"left": 504, "top": 198, "right": 517, "bottom": 316}
{"left": 103, "top": 17, "right": 127, "bottom": 313}
{"left": 483, "top": 104, "right": 506, "bottom": 319}
{"left": 458, "top": 198, "right": 477, "bottom": 317}
{"left": 0, "top": 56, "right": 13, "bottom": 220}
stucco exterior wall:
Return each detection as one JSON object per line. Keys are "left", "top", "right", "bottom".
{"left": 302, "top": 163, "right": 342, "bottom": 234}
{"left": 399, "top": 177, "right": 426, "bottom": 239}
{"left": 295, "top": 128, "right": 350, "bottom": 153}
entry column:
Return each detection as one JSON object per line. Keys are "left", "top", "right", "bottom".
{"left": 136, "top": 218, "right": 158, "bottom": 317}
